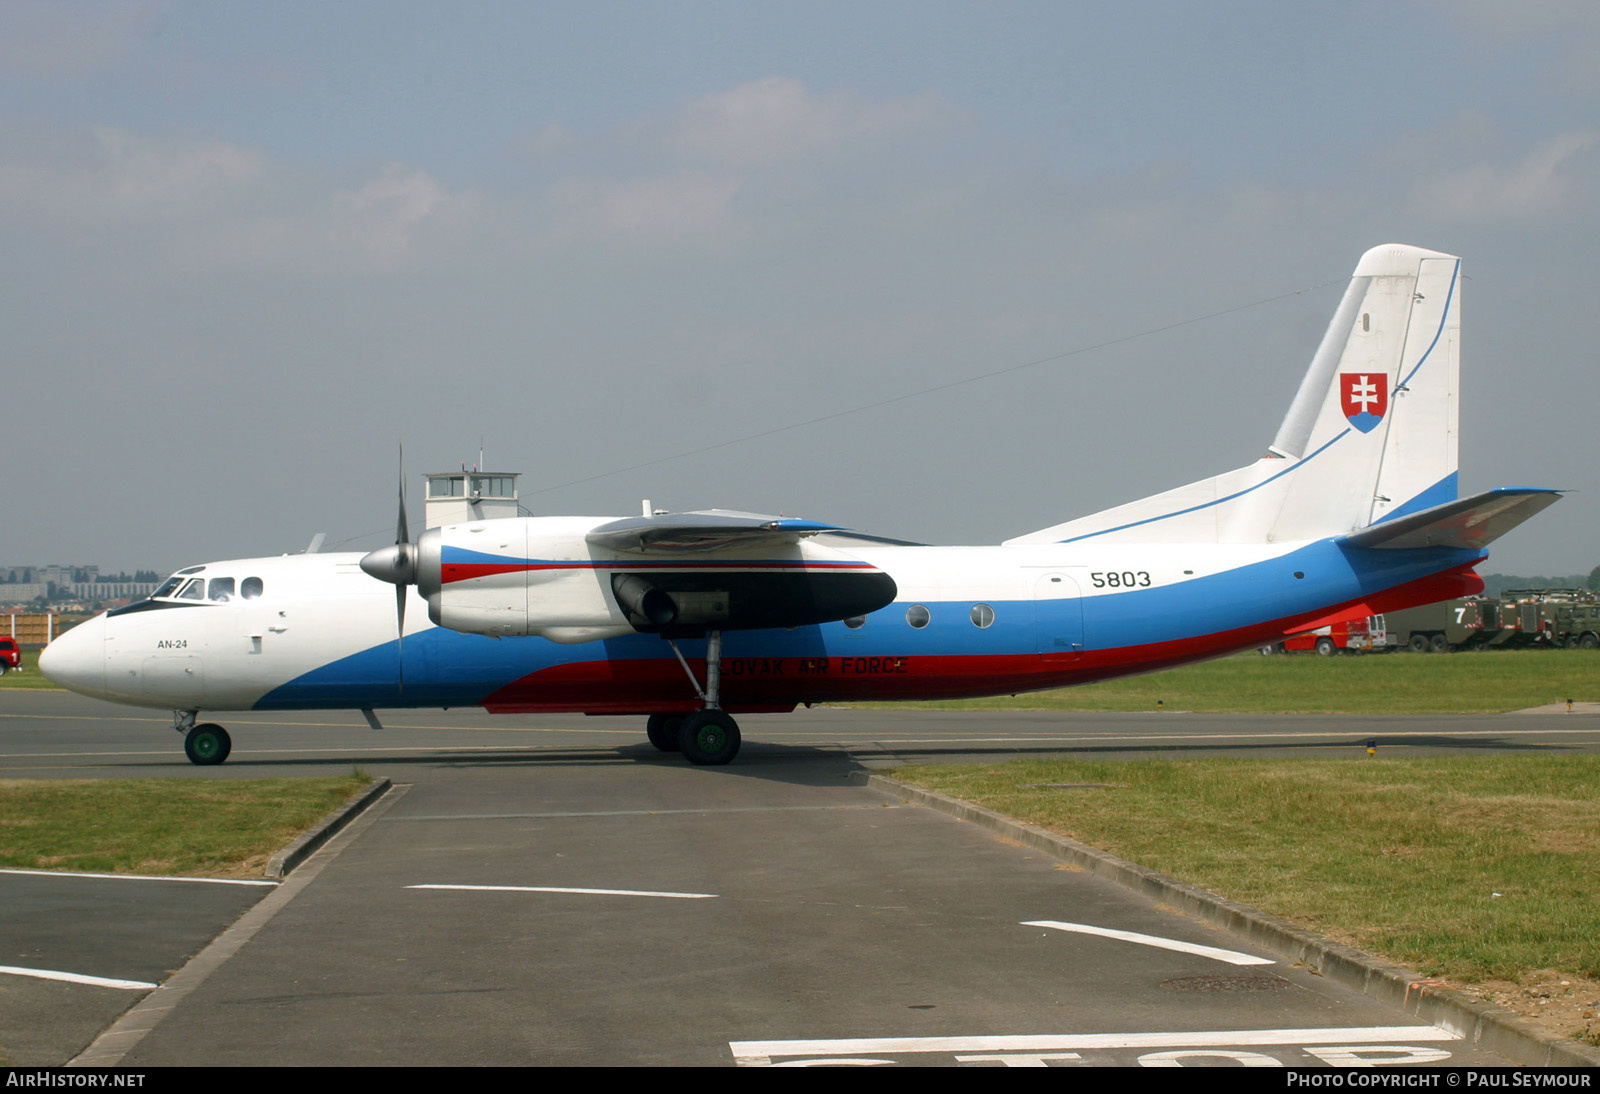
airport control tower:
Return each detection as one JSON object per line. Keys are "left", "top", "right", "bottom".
{"left": 423, "top": 470, "right": 521, "bottom": 528}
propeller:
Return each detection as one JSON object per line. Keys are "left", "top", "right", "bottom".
{"left": 359, "top": 445, "right": 418, "bottom": 690}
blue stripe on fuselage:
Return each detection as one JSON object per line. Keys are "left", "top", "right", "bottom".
{"left": 253, "top": 539, "right": 1481, "bottom": 709}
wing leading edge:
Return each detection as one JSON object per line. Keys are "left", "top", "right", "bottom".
{"left": 586, "top": 510, "right": 846, "bottom": 553}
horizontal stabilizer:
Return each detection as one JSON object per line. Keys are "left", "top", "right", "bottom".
{"left": 1339, "top": 488, "right": 1562, "bottom": 551}
{"left": 587, "top": 510, "right": 845, "bottom": 553}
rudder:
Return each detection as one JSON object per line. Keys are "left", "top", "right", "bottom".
{"left": 1007, "top": 243, "right": 1462, "bottom": 547}
{"left": 1264, "top": 242, "right": 1460, "bottom": 540}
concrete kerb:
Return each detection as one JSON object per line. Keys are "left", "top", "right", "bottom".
{"left": 265, "top": 776, "right": 392, "bottom": 879}
{"left": 869, "top": 773, "right": 1600, "bottom": 1069}
{"left": 70, "top": 780, "right": 409, "bottom": 1066}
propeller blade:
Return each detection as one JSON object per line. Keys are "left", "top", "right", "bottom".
{"left": 358, "top": 442, "right": 420, "bottom": 692}
{"left": 397, "top": 443, "right": 411, "bottom": 548}
{"left": 396, "top": 583, "right": 407, "bottom": 693}
{"left": 396, "top": 443, "right": 407, "bottom": 692}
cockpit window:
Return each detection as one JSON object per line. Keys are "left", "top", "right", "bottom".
{"left": 208, "top": 578, "right": 235, "bottom": 602}
{"left": 241, "top": 577, "right": 264, "bottom": 600}
{"left": 177, "top": 579, "right": 205, "bottom": 600}
{"left": 152, "top": 577, "right": 183, "bottom": 599}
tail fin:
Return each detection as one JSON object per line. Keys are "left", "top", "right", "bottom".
{"left": 1006, "top": 243, "right": 1461, "bottom": 547}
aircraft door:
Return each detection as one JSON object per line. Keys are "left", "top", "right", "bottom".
{"left": 1033, "top": 572, "right": 1084, "bottom": 662}
{"left": 207, "top": 585, "right": 278, "bottom": 706}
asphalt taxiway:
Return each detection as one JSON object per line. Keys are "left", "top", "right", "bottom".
{"left": 3, "top": 692, "right": 1596, "bottom": 1066}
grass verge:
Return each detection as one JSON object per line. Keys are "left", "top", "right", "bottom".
{"left": 896, "top": 754, "right": 1600, "bottom": 985}
{"left": 0, "top": 649, "right": 61, "bottom": 690}
{"left": 0, "top": 774, "right": 372, "bottom": 878}
{"left": 849, "top": 649, "right": 1600, "bottom": 713}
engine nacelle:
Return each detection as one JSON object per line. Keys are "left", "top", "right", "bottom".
{"left": 394, "top": 515, "right": 896, "bottom": 643}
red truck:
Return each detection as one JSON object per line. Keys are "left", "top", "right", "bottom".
{"left": 0, "top": 637, "right": 21, "bottom": 674}
{"left": 1276, "top": 617, "right": 1379, "bottom": 656}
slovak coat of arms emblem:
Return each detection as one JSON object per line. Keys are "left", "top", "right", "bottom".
{"left": 1340, "top": 372, "right": 1389, "bottom": 433}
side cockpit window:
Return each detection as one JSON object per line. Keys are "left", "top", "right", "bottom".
{"left": 207, "top": 578, "right": 235, "bottom": 602}
{"left": 241, "top": 577, "right": 264, "bottom": 600}
{"left": 177, "top": 579, "right": 205, "bottom": 600}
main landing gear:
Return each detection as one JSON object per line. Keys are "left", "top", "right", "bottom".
{"left": 651, "top": 630, "right": 743, "bottom": 766}
{"left": 175, "top": 710, "right": 232, "bottom": 766}
{"left": 646, "top": 713, "right": 682, "bottom": 752}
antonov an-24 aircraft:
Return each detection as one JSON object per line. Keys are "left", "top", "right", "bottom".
{"left": 42, "top": 244, "right": 1559, "bottom": 767}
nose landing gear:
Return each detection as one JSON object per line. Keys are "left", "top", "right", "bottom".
{"left": 174, "top": 710, "right": 232, "bottom": 766}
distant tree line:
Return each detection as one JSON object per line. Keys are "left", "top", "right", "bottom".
{"left": 1482, "top": 568, "right": 1600, "bottom": 596}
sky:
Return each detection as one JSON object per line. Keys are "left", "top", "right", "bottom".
{"left": 3, "top": 0, "right": 1597, "bottom": 576}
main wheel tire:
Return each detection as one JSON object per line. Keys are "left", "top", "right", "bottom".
{"left": 677, "top": 709, "right": 741, "bottom": 766}
{"left": 1408, "top": 634, "right": 1430, "bottom": 654}
{"left": 1581, "top": 633, "right": 1599, "bottom": 650}
{"left": 1314, "top": 637, "right": 1337, "bottom": 657}
{"left": 184, "top": 723, "right": 231, "bottom": 766}
{"left": 646, "top": 713, "right": 683, "bottom": 752}
{"left": 1430, "top": 634, "right": 1450, "bottom": 654}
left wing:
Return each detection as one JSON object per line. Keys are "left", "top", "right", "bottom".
{"left": 588, "top": 510, "right": 895, "bottom": 631}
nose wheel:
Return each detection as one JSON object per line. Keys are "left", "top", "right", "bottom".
{"left": 183, "top": 723, "right": 232, "bottom": 766}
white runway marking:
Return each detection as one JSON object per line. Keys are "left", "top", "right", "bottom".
{"left": 0, "top": 964, "right": 157, "bottom": 990}
{"left": 729, "top": 1025, "right": 1457, "bottom": 1065}
{"left": 1023, "top": 920, "right": 1273, "bottom": 965}
{"left": 0, "top": 867, "right": 276, "bottom": 886}
{"left": 408, "top": 883, "right": 716, "bottom": 899}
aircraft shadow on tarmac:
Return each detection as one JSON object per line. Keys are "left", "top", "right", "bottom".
{"left": 140, "top": 741, "right": 871, "bottom": 788}
{"left": 124, "top": 729, "right": 1578, "bottom": 791}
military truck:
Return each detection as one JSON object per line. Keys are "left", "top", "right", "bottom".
{"left": 1497, "top": 589, "right": 1600, "bottom": 649}
{"left": 1377, "top": 596, "right": 1497, "bottom": 652}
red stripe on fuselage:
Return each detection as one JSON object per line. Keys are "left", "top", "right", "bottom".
{"left": 479, "top": 562, "right": 1487, "bottom": 714}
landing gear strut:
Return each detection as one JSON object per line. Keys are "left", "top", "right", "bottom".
{"left": 660, "top": 630, "right": 742, "bottom": 765}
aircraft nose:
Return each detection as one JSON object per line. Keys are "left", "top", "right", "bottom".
{"left": 38, "top": 614, "right": 106, "bottom": 696}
